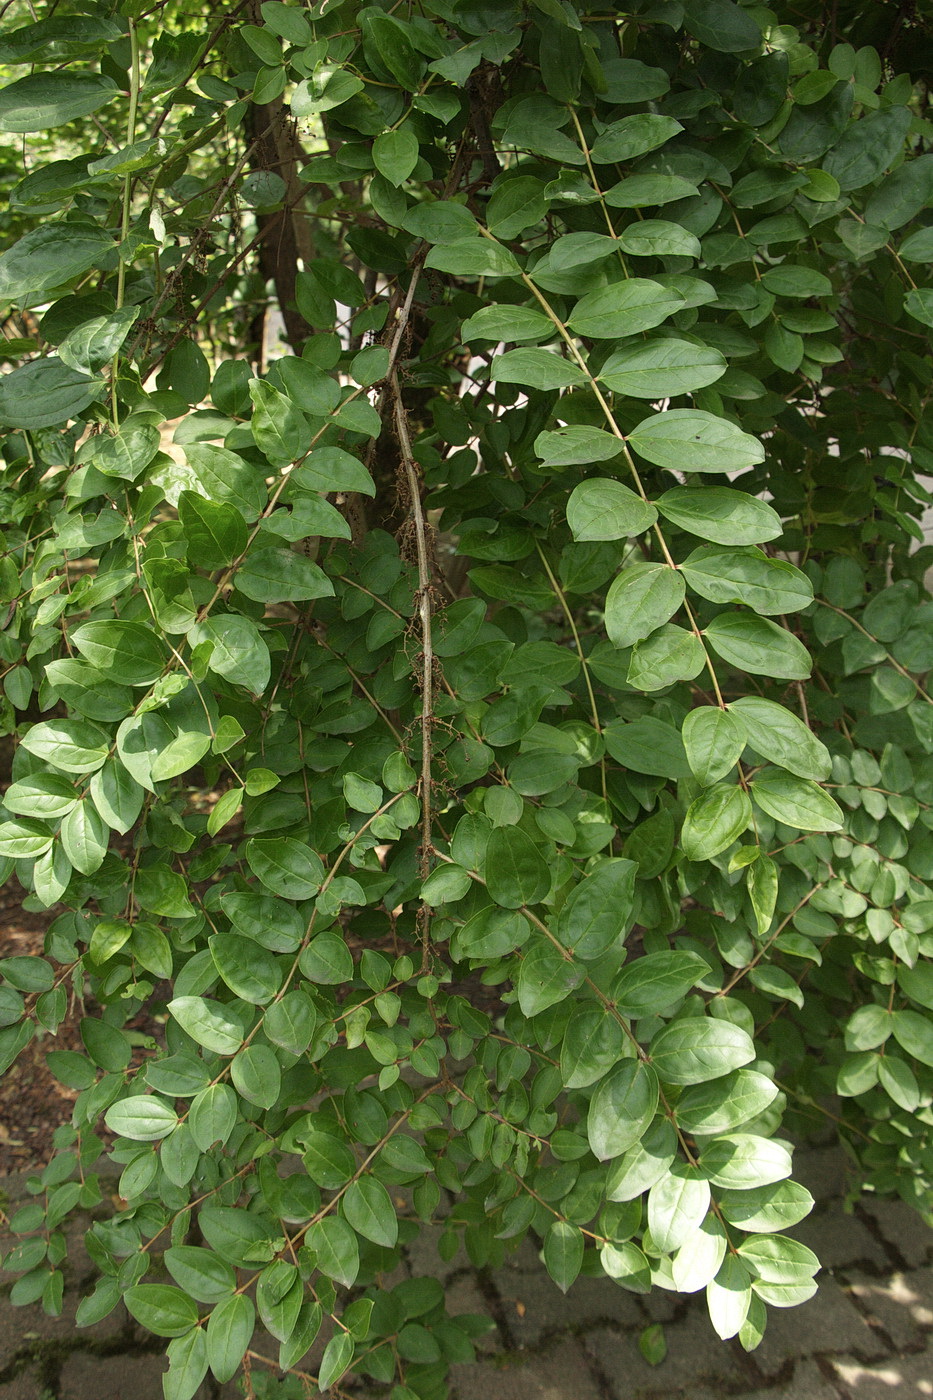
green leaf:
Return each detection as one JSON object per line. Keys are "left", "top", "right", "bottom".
{"left": 291, "top": 65, "right": 363, "bottom": 116}
{"left": 543, "top": 1221, "right": 584, "bottom": 1293}
{"left": 231, "top": 1044, "right": 281, "bottom": 1110}
{"left": 627, "top": 411, "right": 765, "bottom": 474}
{"left": 206, "top": 787, "right": 242, "bottom": 837}
{"left": 747, "top": 855, "right": 779, "bottom": 937}
{"left": 307, "top": 1217, "right": 359, "bottom": 1288}
{"left": 299, "top": 931, "right": 354, "bottom": 984}
{"left": 760, "top": 264, "right": 833, "bottom": 299}
{"left": 484, "top": 826, "right": 550, "bottom": 908}
{"left": 537, "top": 426, "right": 622, "bottom": 468}
{"left": 167, "top": 997, "right": 244, "bottom": 1055}
{"left": 425, "top": 237, "right": 520, "bottom": 278}
{"left": 104, "top": 1095, "right": 178, "bottom": 1142}
{"left": 704, "top": 613, "right": 812, "bottom": 680}
{"left": 264, "top": 991, "right": 316, "bottom": 1055}
{"left": 279, "top": 1300, "right": 322, "bottom": 1372}
{"left": 0, "top": 819, "right": 53, "bottom": 860}
{"left": 487, "top": 176, "right": 548, "bottom": 239}
{"left": 462, "top": 305, "right": 552, "bottom": 342}
{"left": 729, "top": 697, "right": 830, "bottom": 781}
{"left": 672, "top": 1215, "right": 727, "bottom": 1294}
{"left": 238, "top": 547, "right": 333, "bottom": 604}
{"left": 209, "top": 933, "right": 282, "bottom": 1005}
{"left": 164, "top": 1247, "right": 236, "bottom": 1304}
{"left": 0, "top": 72, "right": 118, "bottom": 132}
{"left": 491, "top": 348, "right": 586, "bottom": 390}
{"left": 680, "top": 546, "right": 813, "bottom": 615}
{"left": 605, "top": 173, "right": 699, "bottom": 207}
{"left": 567, "top": 279, "right": 685, "bottom": 339}
{"left": 823, "top": 105, "right": 912, "bottom": 192}
{"left": 189, "top": 1083, "right": 237, "bottom": 1152}
{"left": 318, "top": 1330, "right": 355, "bottom": 1394}
{"left": 125, "top": 1285, "right": 199, "bottom": 1338}
{"left": 70, "top": 621, "right": 167, "bottom": 685}
{"left": 587, "top": 1060, "right": 659, "bottom": 1161}
{"left": 627, "top": 624, "right": 706, "bottom": 691}
{"left": 185, "top": 443, "right": 266, "bottom": 521}
{"left": 248, "top": 377, "right": 311, "bottom": 467}
{"left": 372, "top": 126, "right": 419, "bottom": 185}
{"left": 3, "top": 774, "right": 78, "bottom": 820}
{"left": 58, "top": 306, "right": 139, "bottom": 375}
{"left": 603, "top": 716, "right": 689, "bottom": 780}
{"left": 606, "top": 564, "right": 685, "bottom": 650}
{"left": 560, "top": 1003, "right": 626, "bottom": 1088}
{"left": 700, "top": 1134, "right": 793, "bottom": 1189}
{"left": 682, "top": 707, "right": 746, "bottom": 786}
{"left": 718, "top": 1180, "right": 814, "bottom": 1233}
{"left": 902, "top": 286, "right": 933, "bottom": 328}
{"left": 896, "top": 962, "right": 933, "bottom": 1012}
{"left": 589, "top": 114, "right": 682, "bottom": 164}
{"left": 401, "top": 201, "right": 477, "bottom": 243}
{"left": 566, "top": 479, "right": 657, "bottom": 539}
{"left": 750, "top": 772, "right": 843, "bottom": 831}
{"left": 60, "top": 801, "right": 108, "bottom": 875}
{"left": 707, "top": 1255, "right": 752, "bottom": 1340}
{"left": 683, "top": 0, "right": 762, "bottom": 51}
{"left": 199, "top": 1207, "right": 282, "bottom": 1267}
{"left": 597, "top": 339, "right": 726, "bottom": 397}
{"left": 0, "top": 358, "right": 102, "bottom": 429}
{"left": 649, "top": 1016, "right": 755, "bottom": 1085}
{"left": 648, "top": 1165, "right": 710, "bottom": 1253}
{"left": 0, "top": 227, "right": 113, "bottom": 305}
{"left": 343, "top": 1177, "right": 398, "bottom": 1248}
{"left": 516, "top": 938, "right": 585, "bottom": 1016}
{"left": 556, "top": 858, "right": 636, "bottom": 959}
{"left": 207, "top": 1294, "right": 255, "bottom": 1383}
{"left": 676, "top": 1070, "right": 779, "bottom": 1135}
{"left": 20, "top": 720, "right": 109, "bottom": 774}
{"left": 891, "top": 1009, "right": 933, "bottom": 1068}
{"left": 246, "top": 837, "right": 323, "bottom": 900}
{"left": 189, "top": 615, "right": 270, "bottom": 694}
{"left": 164, "top": 1327, "right": 209, "bottom": 1400}
{"left": 0, "top": 16, "right": 121, "bottom": 63}
{"left": 613, "top": 951, "right": 709, "bottom": 1018}
{"left": 284, "top": 445, "right": 370, "bottom": 501}
{"left": 681, "top": 784, "right": 752, "bottom": 860}
{"left": 617, "top": 221, "right": 701, "bottom": 259}
{"left": 89, "top": 422, "right": 160, "bottom": 481}
{"left": 738, "top": 1233, "right": 819, "bottom": 1284}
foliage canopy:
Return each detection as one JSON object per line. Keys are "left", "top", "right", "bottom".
{"left": 2, "top": 0, "right": 933, "bottom": 1395}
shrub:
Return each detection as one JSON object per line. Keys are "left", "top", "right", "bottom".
{"left": 1, "top": 1, "right": 933, "bottom": 1396}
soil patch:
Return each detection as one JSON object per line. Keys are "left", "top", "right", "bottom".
{"left": 0, "top": 883, "right": 76, "bottom": 1177}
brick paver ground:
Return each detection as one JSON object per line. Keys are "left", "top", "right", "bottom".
{"left": 2, "top": 1145, "right": 931, "bottom": 1400}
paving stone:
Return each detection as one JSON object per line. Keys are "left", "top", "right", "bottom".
{"left": 829, "top": 1350, "right": 933, "bottom": 1399}
{"left": 443, "top": 1275, "right": 500, "bottom": 1354}
{"left": 583, "top": 1306, "right": 751, "bottom": 1398}
{"left": 790, "top": 1208, "right": 890, "bottom": 1271}
{"left": 858, "top": 1197, "right": 933, "bottom": 1269}
{"left": 59, "top": 1352, "right": 170, "bottom": 1400}
{"left": 689, "top": 1359, "right": 841, "bottom": 1400}
{"left": 751, "top": 1276, "right": 883, "bottom": 1374}
{"left": 844, "top": 1269, "right": 933, "bottom": 1350}
{"left": 793, "top": 1149, "right": 852, "bottom": 1205}
{"left": 0, "top": 1372, "right": 46, "bottom": 1400}
{"left": 451, "top": 1338, "right": 603, "bottom": 1400}
{"left": 403, "top": 1223, "right": 466, "bottom": 1278}
{"left": 491, "top": 1257, "right": 642, "bottom": 1346}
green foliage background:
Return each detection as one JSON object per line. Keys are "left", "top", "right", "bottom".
{"left": 1, "top": 0, "right": 933, "bottom": 1395}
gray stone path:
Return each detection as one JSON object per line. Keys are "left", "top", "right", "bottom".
{"left": 2, "top": 1146, "right": 932, "bottom": 1400}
